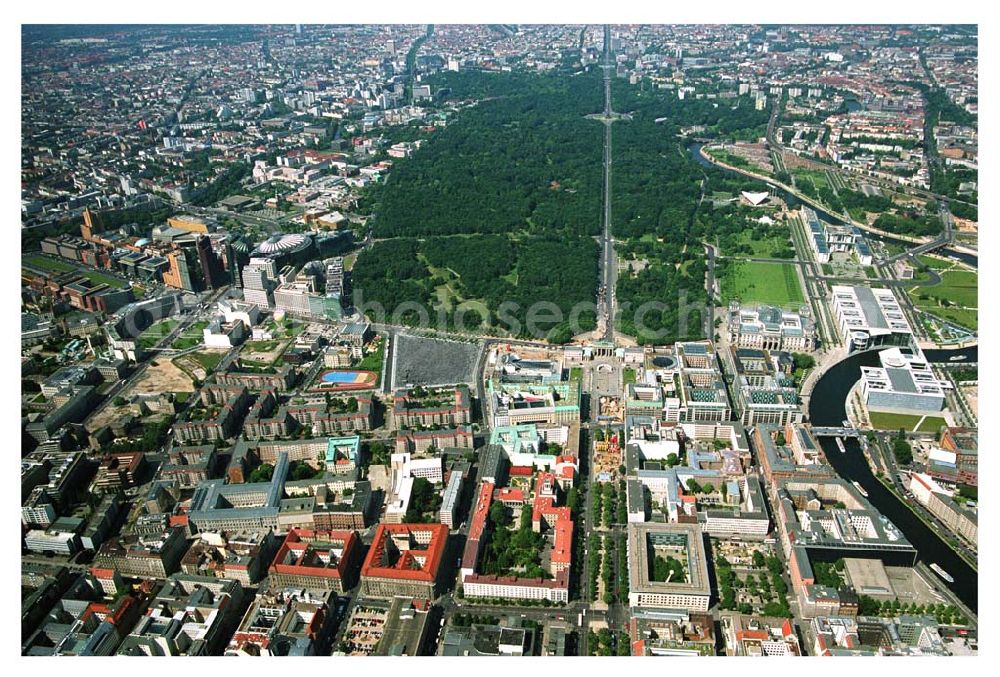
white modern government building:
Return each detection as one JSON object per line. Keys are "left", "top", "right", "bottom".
{"left": 831, "top": 285, "right": 914, "bottom": 352}
{"left": 860, "top": 347, "right": 947, "bottom": 415}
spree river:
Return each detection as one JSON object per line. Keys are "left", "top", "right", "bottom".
{"left": 687, "top": 142, "right": 978, "bottom": 269}
{"left": 688, "top": 141, "right": 978, "bottom": 610}
{"left": 808, "top": 348, "right": 978, "bottom": 612}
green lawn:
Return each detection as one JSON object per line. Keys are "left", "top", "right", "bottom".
{"left": 917, "top": 254, "right": 954, "bottom": 271}
{"left": 23, "top": 255, "right": 75, "bottom": 274}
{"left": 917, "top": 416, "right": 948, "bottom": 433}
{"left": 868, "top": 411, "right": 924, "bottom": 432}
{"left": 244, "top": 340, "right": 281, "bottom": 353}
{"left": 718, "top": 231, "right": 793, "bottom": 258}
{"left": 171, "top": 321, "right": 210, "bottom": 350}
{"left": 623, "top": 368, "right": 636, "bottom": 386}
{"left": 794, "top": 169, "right": 830, "bottom": 192}
{"left": 922, "top": 306, "right": 977, "bottom": 331}
{"left": 569, "top": 367, "right": 583, "bottom": 381}
{"left": 720, "top": 261, "right": 804, "bottom": 307}
{"left": 22, "top": 255, "right": 127, "bottom": 288}
{"left": 79, "top": 270, "right": 127, "bottom": 289}
{"left": 908, "top": 268, "right": 977, "bottom": 330}
{"left": 183, "top": 350, "right": 226, "bottom": 374}
{"left": 356, "top": 338, "right": 385, "bottom": 376}
{"left": 138, "top": 319, "right": 179, "bottom": 349}
{"left": 933, "top": 271, "right": 977, "bottom": 307}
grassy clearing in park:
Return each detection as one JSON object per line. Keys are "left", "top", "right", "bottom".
{"left": 923, "top": 306, "right": 978, "bottom": 331}
{"left": 908, "top": 267, "right": 977, "bottom": 330}
{"left": 932, "top": 270, "right": 977, "bottom": 307}
{"left": 917, "top": 254, "right": 954, "bottom": 271}
{"left": 244, "top": 340, "right": 281, "bottom": 353}
{"left": 720, "top": 261, "right": 804, "bottom": 307}
{"left": 718, "top": 231, "right": 793, "bottom": 258}
{"left": 868, "top": 411, "right": 924, "bottom": 431}
{"left": 794, "top": 169, "right": 829, "bottom": 192}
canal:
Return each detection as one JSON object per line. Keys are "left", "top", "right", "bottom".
{"left": 688, "top": 142, "right": 978, "bottom": 269}
{"left": 808, "top": 348, "right": 978, "bottom": 612}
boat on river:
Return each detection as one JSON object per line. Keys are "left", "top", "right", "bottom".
{"left": 930, "top": 563, "right": 955, "bottom": 583}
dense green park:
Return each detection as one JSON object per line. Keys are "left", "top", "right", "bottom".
{"left": 371, "top": 71, "right": 604, "bottom": 238}
{"left": 352, "top": 234, "right": 598, "bottom": 337}
{"left": 354, "top": 67, "right": 800, "bottom": 343}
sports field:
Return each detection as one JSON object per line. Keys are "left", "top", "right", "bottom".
{"left": 311, "top": 369, "right": 379, "bottom": 392}
{"left": 720, "top": 261, "right": 805, "bottom": 307}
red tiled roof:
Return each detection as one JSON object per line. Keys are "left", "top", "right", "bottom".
{"left": 81, "top": 602, "right": 111, "bottom": 624}
{"left": 467, "top": 482, "right": 494, "bottom": 543}
{"left": 269, "top": 528, "right": 358, "bottom": 580}
{"left": 532, "top": 489, "right": 571, "bottom": 526}
{"left": 463, "top": 569, "right": 569, "bottom": 589}
{"left": 494, "top": 487, "right": 525, "bottom": 503}
{"left": 551, "top": 519, "right": 573, "bottom": 565}
{"left": 360, "top": 523, "right": 448, "bottom": 583}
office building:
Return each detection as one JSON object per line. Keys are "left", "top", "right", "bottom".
{"left": 802, "top": 207, "right": 873, "bottom": 265}
{"left": 627, "top": 522, "right": 711, "bottom": 611}
{"left": 359, "top": 523, "right": 449, "bottom": 599}
{"left": 187, "top": 453, "right": 290, "bottom": 532}
{"left": 831, "top": 286, "right": 914, "bottom": 352}
{"left": 94, "top": 525, "right": 190, "bottom": 579}
{"left": 726, "top": 347, "right": 803, "bottom": 426}
{"left": 860, "top": 347, "right": 946, "bottom": 415}
{"left": 267, "top": 528, "right": 362, "bottom": 593}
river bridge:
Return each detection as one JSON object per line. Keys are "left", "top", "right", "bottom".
{"left": 810, "top": 426, "right": 863, "bottom": 438}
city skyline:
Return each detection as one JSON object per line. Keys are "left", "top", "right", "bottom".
{"left": 16, "top": 20, "right": 980, "bottom": 661}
